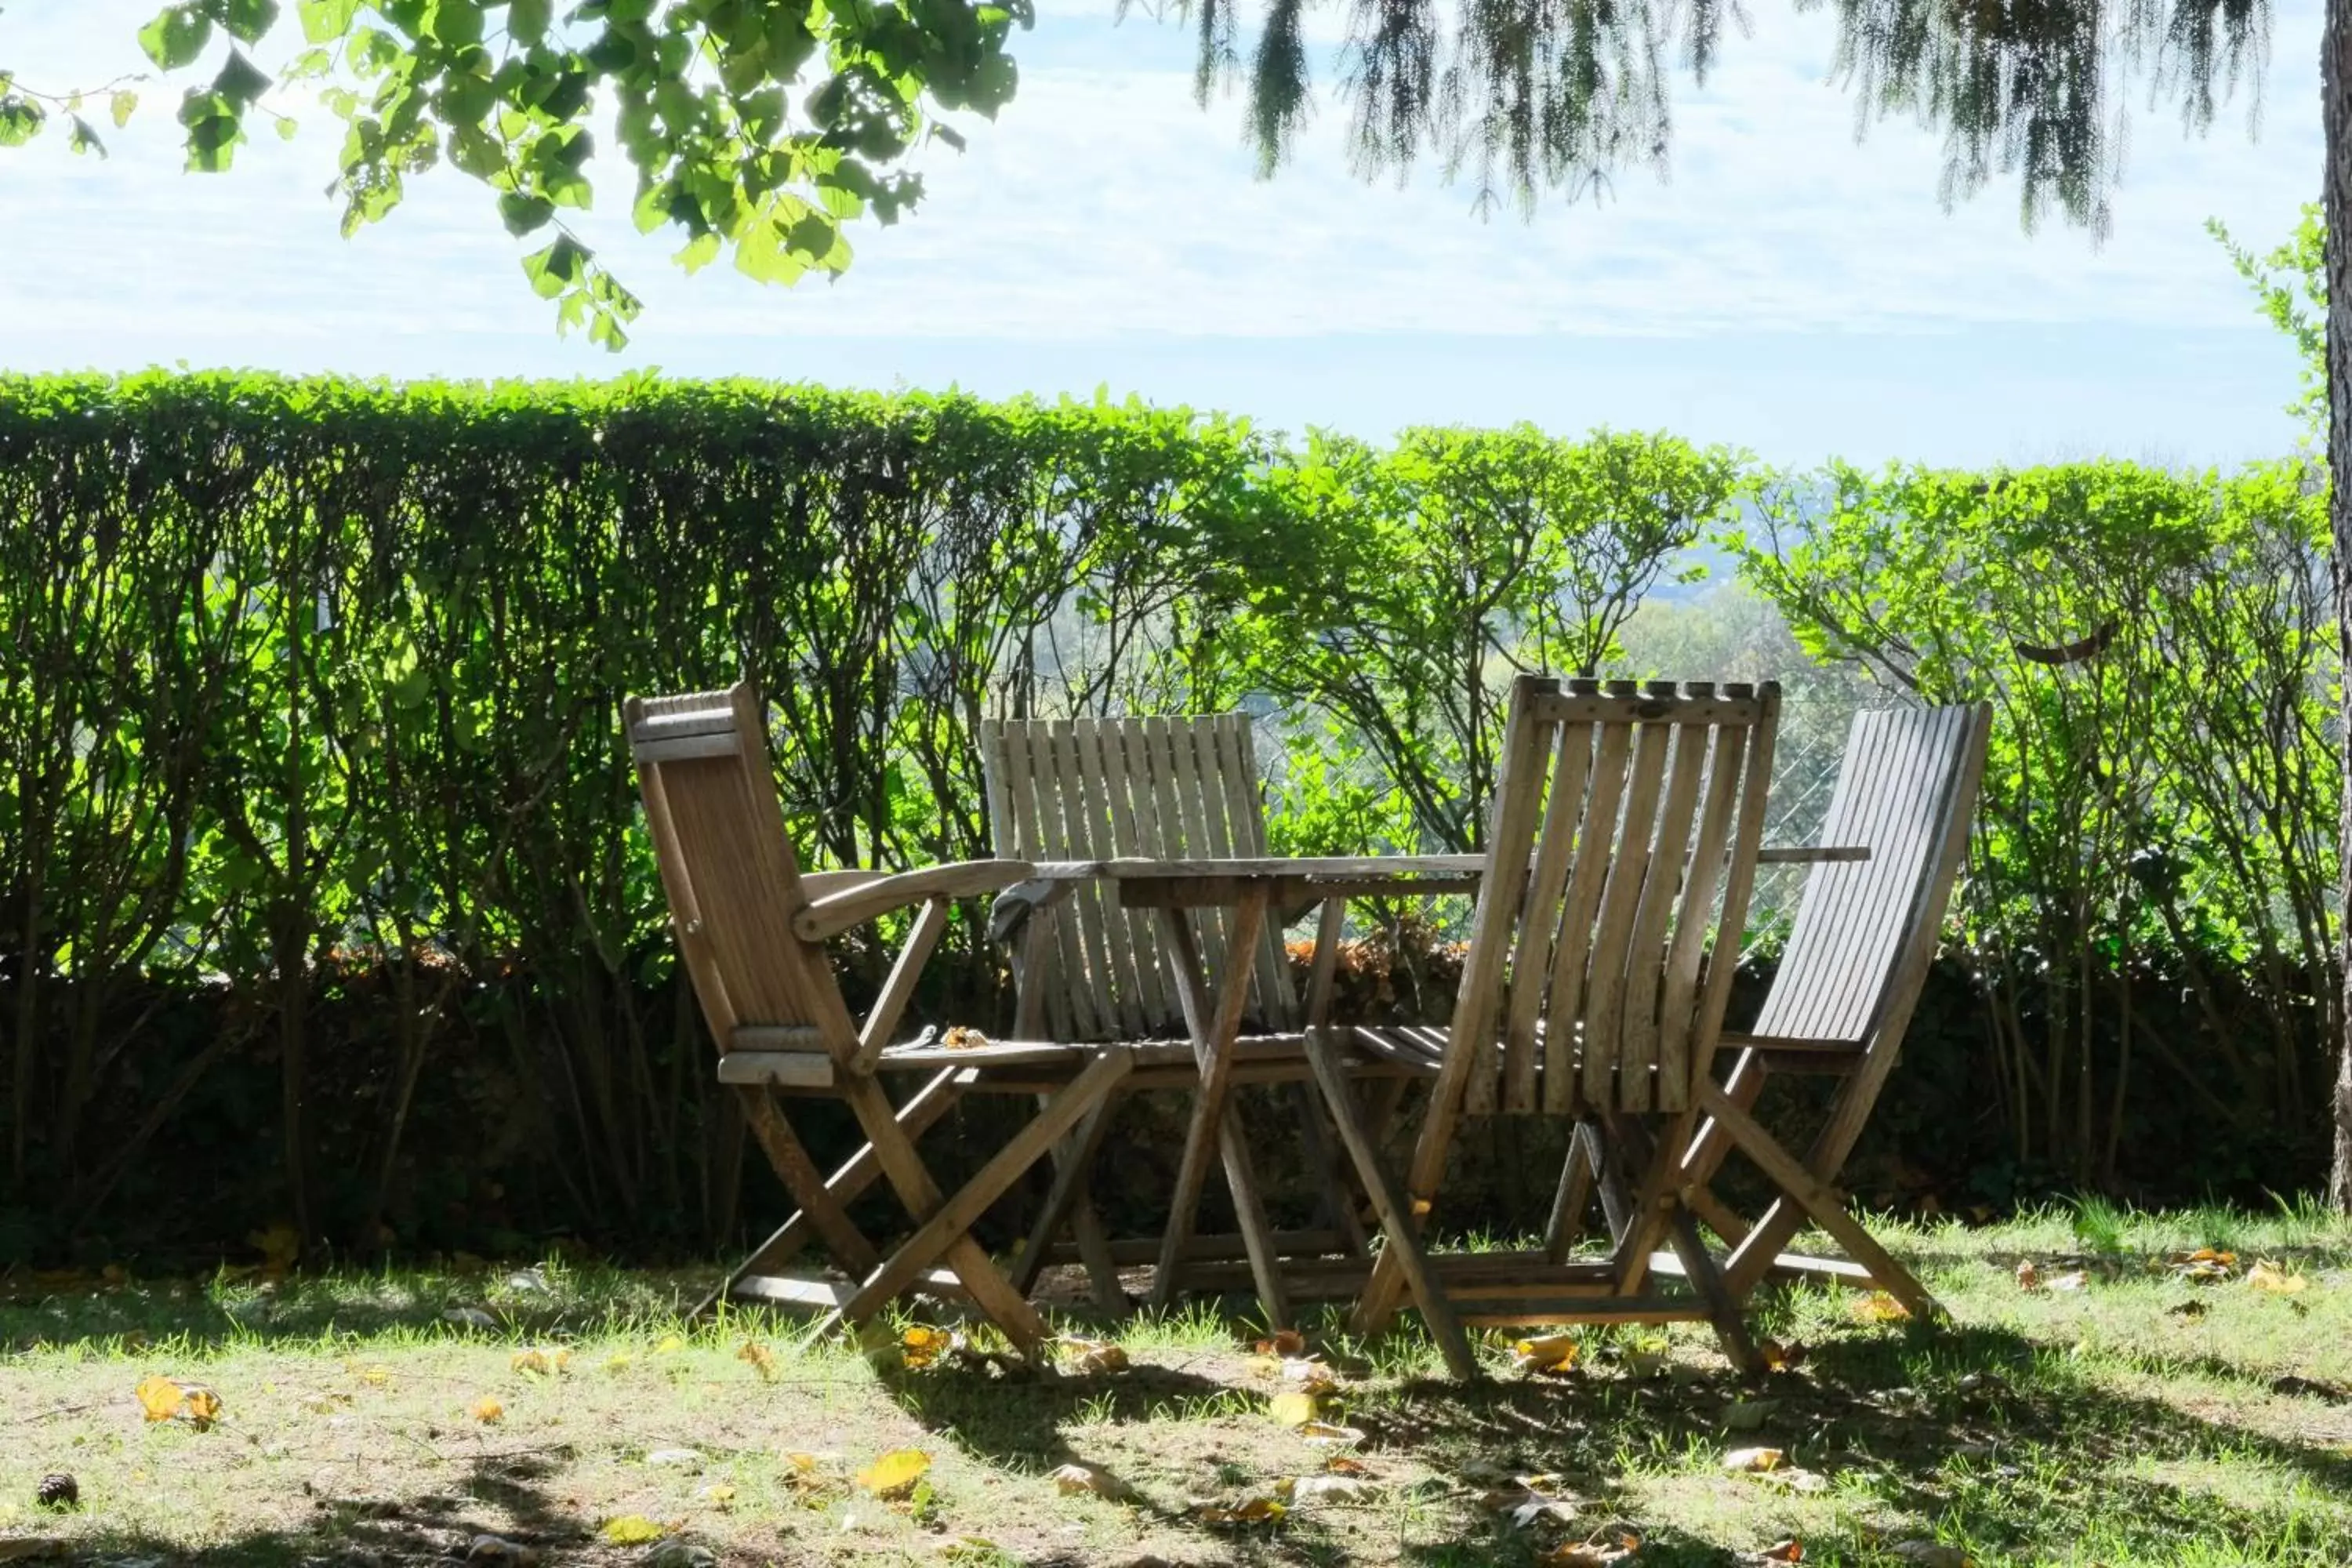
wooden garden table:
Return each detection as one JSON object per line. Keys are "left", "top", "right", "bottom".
{"left": 1031, "top": 854, "right": 1486, "bottom": 1323}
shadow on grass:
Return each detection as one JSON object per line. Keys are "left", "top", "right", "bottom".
{"left": 12, "top": 1449, "right": 615, "bottom": 1567}
{"left": 0, "top": 1265, "right": 733, "bottom": 1355}
{"left": 866, "top": 1305, "right": 2352, "bottom": 1567}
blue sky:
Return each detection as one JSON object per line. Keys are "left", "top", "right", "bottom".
{"left": 0, "top": 0, "right": 2322, "bottom": 465}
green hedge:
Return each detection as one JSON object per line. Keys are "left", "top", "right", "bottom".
{"left": 0, "top": 372, "right": 2336, "bottom": 1266}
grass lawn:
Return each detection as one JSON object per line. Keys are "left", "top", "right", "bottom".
{"left": 3, "top": 1203, "right": 2350, "bottom": 1566}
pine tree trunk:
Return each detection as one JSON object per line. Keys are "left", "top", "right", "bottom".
{"left": 2330, "top": 0, "right": 2352, "bottom": 1211}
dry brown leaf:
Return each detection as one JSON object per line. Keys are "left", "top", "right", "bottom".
{"left": 2014, "top": 1259, "right": 2040, "bottom": 1290}
{"left": 1538, "top": 1525, "right": 1642, "bottom": 1566}
{"left": 736, "top": 1340, "right": 778, "bottom": 1381}
{"left": 941, "top": 1025, "right": 990, "bottom": 1051}
{"left": 856, "top": 1448, "right": 932, "bottom": 1497}
{"left": 1761, "top": 1539, "right": 1803, "bottom": 1563}
{"left": 1479, "top": 1474, "right": 1581, "bottom": 1528}
{"left": 1323, "top": 1455, "right": 1372, "bottom": 1475}
{"left": 1291, "top": 1474, "right": 1381, "bottom": 1506}
{"left": 1058, "top": 1336, "right": 1130, "bottom": 1374}
{"left": 1254, "top": 1329, "right": 1308, "bottom": 1357}
{"left": 1280, "top": 1356, "right": 1337, "bottom": 1392}
{"left": 1298, "top": 1419, "right": 1367, "bottom": 1447}
{"left": 1051, "top": 1462, "right": 1132, "bottom": 1500}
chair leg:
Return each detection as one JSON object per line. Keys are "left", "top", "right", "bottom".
{"left": 1293, "top": 1079, "right": 1371, "bottom": 1257}
{"left": 837, "top": 1051, "right": 1135, "bottom": 1346}
{"left": 701, "top": 1066, "right": 967, "bottom": 1316}
{"left": 1011, "top": 1093, "right": 1123, "bottom": 1300}
{"left": 1667, "top": 1204, "right": 1763, "bottom": 1374}
{"left": 735, "top": 1087, "right": 882, "bottom": 1279}
{"left": 1303, "top": 1028, "right": 1477, "bottom": 1381}
{"left": 1543, "top": 1127, "right": 1599, "bottom": 1262}
{"left": 1695, "top": 1080, "right": 1941, "bottom": 1320}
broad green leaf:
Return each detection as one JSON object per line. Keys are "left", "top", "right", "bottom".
{"left": 68, "top": 115, "right": 107, "bottom": 156}
{"left": 214, "top": 49, "right": 274, "bottom": 108}
{"left": 507, "top": 0, "right": 551, "bottom": 42}
{"left": 299, "top": 0, "right": 361, "bottom": 42}
{"left": 520, "top": 233, "right": 588, "bottom": 299}
{"left": 498, "top": 191, "right": 554, "bottom": 234}
{"left": 0, "top": 96, "right": 45, "bottom": 147}
{"left": 221, "top": 0, "right": 282, "bottom": 44}
{"left": 139, "top": 5, "right": 216, "bottom": 69}
{"left": 428, "top": 0, "right": 485, "bottom": 45}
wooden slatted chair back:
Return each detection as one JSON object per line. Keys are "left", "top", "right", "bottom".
{"left": 1447, "top": 677, "right": 1780, "bottom": 1117}
{"left": 626, "top": 683, "right": 859, "bottom": 1073}
{"left": 1749, "top": 703, "right": 1991, "bottom": 1047}
{"left": 982, "top": 713, "right": 1298, "bottom": 1042}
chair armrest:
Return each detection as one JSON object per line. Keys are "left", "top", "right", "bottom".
{"left": 1756, "top": 844, "right": 1871, "bottom": 865}
{"left": 800, "top": 869, "right": 888, "bottom": 899}
{"left": 793, "top": 859, "right": 1036, "bottom": 941}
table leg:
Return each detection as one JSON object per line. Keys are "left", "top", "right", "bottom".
{"left": 1149, "top": 889, "right": 1289, "bottom": 1327}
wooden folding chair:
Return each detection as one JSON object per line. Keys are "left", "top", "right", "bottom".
{"left": 1661, "top": 702, "right": 1992, "bottom": 1316}
{"left": 1307, "top": 677, "right": 1783, "bottom": 1378}
{"left": 979, "top": 714, "right": 1371, "bottom": 1317}
{"left": 629, "top": 683, "right": 1136, "bottom": 1352}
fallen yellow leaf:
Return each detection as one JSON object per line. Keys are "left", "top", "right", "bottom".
{"left": 856, "top": 1448, "right": 932, "bottom": 1497}
{"left": 509, "top": 1348, "right": 561, "bottom": 1377}
{"left": 901, "top": 1326, "right": 956, "bottom": 1370}
{"left": 698, "top": 1484, "right": 736, "bottom": 1506}
{"left": 736, "top": 1339, "right": 777, "bottom": 1381}
{"left": 600, "top": 1515, "right": 665, "bottom": 1545}
{"left": 470, "top": 1396, "right": 505, "bottom": 1424}
{"left": 2248, "top": 1261, "right": 2308, "bottom": 1294}
{"left": 654, "top": 1334, "right": 686, "bottom": 1354}
{"left": 134, "top": 1374, "right": 221, "bottom": 1430}
{"left": 1512, "top": 1334, "right": 1579, "bottom": 1375}
{"left": 1269, "top": 1390, "right": 1323, "bottom": 1427}
{"left": 1853, "top": 1291, "right": 1911, "bottom": 1323}
{"left": 1723, "top": 1446, "right": 1786, "bottom": 1473}
{"left": 1195, "top": 1496, "right": 1287, "bottom": 1526}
